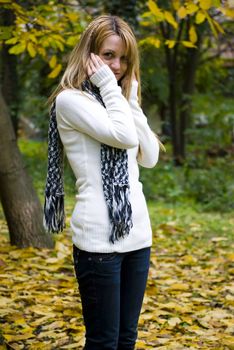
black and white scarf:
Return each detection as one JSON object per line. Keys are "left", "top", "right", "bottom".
{"left": 43, "top": 81, "right": 133, "bottom": 243}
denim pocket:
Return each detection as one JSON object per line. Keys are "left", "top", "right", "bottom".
{"left": 91, "top": 252, "right": 118, "bottom": 263}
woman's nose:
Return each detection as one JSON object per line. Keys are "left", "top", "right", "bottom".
{"left": 110, "top": 58, "right": 121, "bottom": 70}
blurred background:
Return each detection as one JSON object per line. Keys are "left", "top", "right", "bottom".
{"left": 1, "top": 2, "right": 234, "bottom": 348}
{"left": 0, "top": 0, "right": 234, "bottom": 247}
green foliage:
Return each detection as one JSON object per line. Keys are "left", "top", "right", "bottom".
{"left": 140, "top": 44, "right": 169, "bottom": 105}
{"left": 140, "top": 150, "right": 234, "bottom": 213}
{"left": 187, "top": 93, "right": 234, "bottom": 151}
{"left": 18, "top": 139, "right": 76, "bottom": 202}
{"left": 183, "top": 159, "right": 234, "bottom": 211}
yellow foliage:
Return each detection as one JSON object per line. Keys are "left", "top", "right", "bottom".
{"left": 172, "top": 0, "right": 180, "bottom": 10}
{"left": 167, "top": 316, "right": 182, "bottom": 327}
{"left": 165, "top": 39, "right": 176, "bottom": 48}
{"left": 66, "top": 12, "right": 79, "bottom": 22}
{"left": 186, "top": 2, "right": 199, "bottom": 14}
{"left": 195, "top": 10, "right": 206, "bottom": 24}
{"left": 205, "top": 12, "right": 219, "bottom": 38}
{"left": 189, "top": 25, "right": 198, "bottom": 43}
{"left": 147, "top": 0, "right": 164, "bottom": 20}
{"left": 37, "top": 47, "right": 46, "bottom": 57}
{"left": 177, "top": 6, "right": 187, "bottom": 19}
{"left": 49, "top": 55, "right": 57, "bottom": 69}
{"left": 139, "top": 37, "right": 161, "bottom": 48}
{"left": 9, "top": 42, "right": 26, "bottom": 55}
{"left": 164, "top": 11, "right": 178, "bottom": 29}
{"left": 199, "top": 0, "right": 212, "bottom": 10}
{"left": 48, "top": 64, "right": 62, "bottom": 79}
{"left": 219, "top": 7, "right": 234, "bottom": 18}
{"left": 27, "top": 42, "right": 36, "bottom": 58}
{"left": 0, "top": 218, "right": 233, "bottom": 348}
{"left": 5, "top": 37, "right": 18, "bottom": 45}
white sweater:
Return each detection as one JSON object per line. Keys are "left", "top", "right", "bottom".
{"left": 56, "top": 65, "right": 159, "bottom": 253}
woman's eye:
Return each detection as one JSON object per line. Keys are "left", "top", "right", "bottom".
{"left": 103, "top": 52, "right": 112, "bottom": 58}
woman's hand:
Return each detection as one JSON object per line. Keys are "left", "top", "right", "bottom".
{"left": 86, "top": 53, "right": 105, "bottom": 78}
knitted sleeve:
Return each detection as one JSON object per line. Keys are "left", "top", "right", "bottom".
{"left": 56, "top": 65, "right": 138, "bottom": 150}
{"left": 129, "top": 81, "right": 159, "bottom": 168}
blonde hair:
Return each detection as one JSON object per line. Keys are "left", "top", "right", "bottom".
{"left": 49, "top": 15, "right": 141, "bottom": 104}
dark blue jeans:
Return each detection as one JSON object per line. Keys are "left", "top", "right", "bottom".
{"left": 73, "top": 245, "right": 151, "bottom": 350}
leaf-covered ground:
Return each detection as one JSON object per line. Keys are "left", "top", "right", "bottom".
{"left": 0, "top": 203, "right": 234, "bottom": 350}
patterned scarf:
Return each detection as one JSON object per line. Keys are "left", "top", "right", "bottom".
{"left": 43, "top": 81, "right": 133, "bottom": 243}
{"left": 43, "top": 102, "right": 66, "bottom": 233}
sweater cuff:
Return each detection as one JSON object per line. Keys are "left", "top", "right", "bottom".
{"left": 90, "top": 65, "right": 117, "bottom": 88}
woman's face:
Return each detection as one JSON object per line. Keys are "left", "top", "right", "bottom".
{"left": 98, "top": 34, "right": 128, "bottom": 81}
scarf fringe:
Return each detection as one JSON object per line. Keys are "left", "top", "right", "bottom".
{"left": 109, "top": 184, "right": 133, "bottom": 243}
{"left": 43, "top": 193, "right": 66, "bottom": 233}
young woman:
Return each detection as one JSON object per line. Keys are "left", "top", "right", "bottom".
{"left": 44, "top": 14, "right": 160, "bottom": 350}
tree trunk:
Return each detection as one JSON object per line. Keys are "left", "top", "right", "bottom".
{"left": 169, "top": 77, "right": 181, "bottom": 164}
{"left": 161, "top": 22, "right": 184, "bottom": 165}
{"left": 1, "top": 9, "right": 19, "bottom": 134}
{"left": 0, "top": 90, "right": 54, "bottom": 248}
{"left": 179, "top": 40, "right": 201, "bottom": 159}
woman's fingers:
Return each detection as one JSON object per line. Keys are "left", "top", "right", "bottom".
{"left": 86, "top": 53, "right": 105, "bottom": 77}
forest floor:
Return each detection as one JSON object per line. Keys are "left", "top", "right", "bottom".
{"left": 0, "top": 200, "right": 233, "bottom": 350}
{"left": 0, "top": 138, "right": 234, "bottom": 349}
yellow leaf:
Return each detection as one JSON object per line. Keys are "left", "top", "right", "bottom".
{"left": 9, "top": 42, "right": 26, "bottom": 55}
{"left": 164, "top": 11, "right": 178, "bottom": 29}
{"left": 167, "top": 282, "right": 190, "bottom": 291}
{"left": 48, "top": 64, "right": 62, "bottom": 79}
{"left": 212, "top": 236, "right": 228, "bottom": 242}
{"left": 27, "top": 42, "right": 36, "bottom": 57}
{"left": 168, "top": 316, "right": 182, "bottom": 327}
{"left": 189, "top": 25, "right": 198, "bottom": 43}
{"left": 28, "top": 33, "right": 37, "bottom": 44}
{"left": 177, "top": 6, "right": 187, "bottom": 19}
{"left": 226, "top": 253, "right": 234, "bottom": 262}
{"left": 140, "top": 21, "right": 151, "bottom": 26}
{"left": 38, "top": 47, "right": 46, "bottom": 57}
{"left": 49, "top": 55, "right": 57, "bottom": 69}
{"left": 199, "top": 0, "right": 212, "bottom": 10}
{"left": 180, "top": 254, "right": 197, "bottom": 266}
{"left": 165, "top": 39, "right": 176, "bottom": 48}
{"left": 139, "top": 37, "right": 161, "bottom": 48}
{"left": 5, "top": 37, "right": 18, "bottom": 45}
{"left": 221, "top": 336, "right": 234, "bottom": 349}
{"left": 66, "top": 12, "right": 79, "bottom": 22}
{"left": 195, "top": 10, "right": 206, "bottom": 24}
{"left": 147, "top": 0, "right": 159, "bottom": 14}
{"left": 4, "top": 333, "right": 35, "bottom": 342}
{"left": 42, "top": 320, "right": 65, "bottom": 330}
{"left": 186, "top": 3, "right": 199, "bottom": 14}
{"left": 172, "top": 0, "right": 180, "bottom": 10}
{"left": 205, "top": 12, "right": 218, "bottom": 37}
{"left": 0, "top": 297, "right": 12, "bottom": 307}
{"left": 219, "top": 7, "right": 234, "bottom": 18}
{"left": 172, "top": 0, "right": 180, "bottom": 11}
{"left": 147, "top": 0, "right": 164, "bottom": 20}
{"left": 213, "top": 19, "right": 225, "bottom": 34}
{"left": 159, "top": 302, "right": 193, "bottom": 313}
{"left": 181, "top": 40, "right": 196, "bottom": 48}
